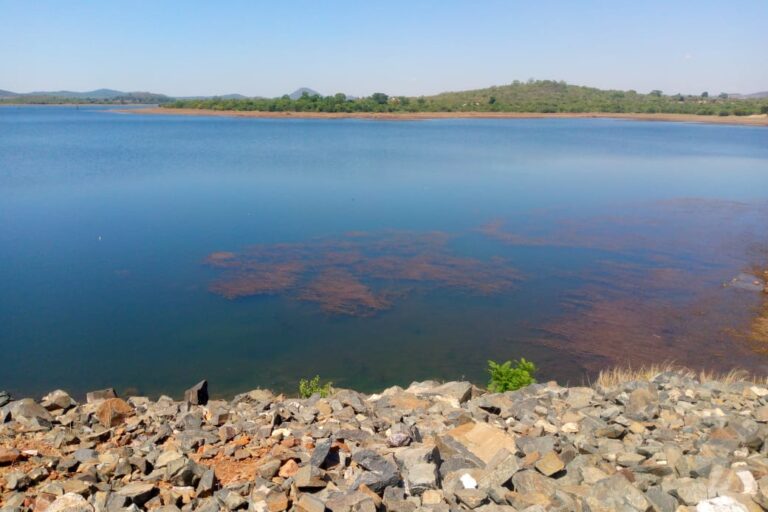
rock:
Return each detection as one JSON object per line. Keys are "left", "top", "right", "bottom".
{"left": 352, "top": 449, "right": 400, "bottom": 492}
{"left": 5, "top": 398, "right": 54, "bottom": 430}
{"left": 73, "top": 448, "right": 99, "bottom": 463}
{"left": 696, "top": 496, "right": 750, "bottom": 512}
{"left": 0, "top": 447, "right": 23, "bottom": 465}
{"left": 95, "top": 397, "right": 133, "bottom": 427}
{"left": 41, "top": 390, "right": 76, "bottom": 411}
{"left": 296, "top": 494, "right": 326, "bottom": 512}
{"left": 256, "top": 458, "right": 281, "bottom": 479}
{"left": 0, "top": 390, "right": 10, "bottom": 407}
{"left": 534, "top": 451, "right": 564, "bottom": 476}
{"left": 626, "top": 386, "right": 659, "bottom": 421}
{"left": 185, "top": 380, "right": 209, "bottom": 406}
{"left": 85, "top": 388, "right": 116, "bottom": 403}
{"left": 294, "top": 465, "right": 326, "bottom": 489}
{"left": 584, "top": 474, "right": 651, "bottom": 511}
{"left": 116, "top": 482, "right": 157, "bottom": 507}
{"left": 217, "top": 489, "right": 247, "bottom": 510}
{"left": 278, "top": 459, "right": 299, "bottom": 478}
{"left": 454, "top": 488, "right": 488, "bottom": 508}
{"left": 476, "top": 448, "right": 519, "bottom": 489}
{"left": 387, "top": 423, "right": 412, "bottom": 447}
{"left": 197, "top": 469, "right": 216, "bottom": 497}
{"left": 440, "top": 421, "right": 517, "bottom": 466}
{"left": 4, "top": 472, "right": 31, "bottom": 491}
{"left": 309, "top": 437, "right": 332, "bottom": 468}
{"left": 46, "top": 493, "right": 94, "bottom": 512}
{"left": 672, "top": 478, "right": 710, "bottom": 506}
{"left": 404, "top": 462, "right": 438, "bottom": 496}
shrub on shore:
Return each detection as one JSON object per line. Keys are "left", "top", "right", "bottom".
{"left": 487, "top": 358, "right": 537, "bottom": 392}
{"left": 299, "top": 375, "right": 333, "bottom": 398}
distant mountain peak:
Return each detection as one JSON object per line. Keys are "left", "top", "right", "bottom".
{"left": 288, "top": 87, "right": 321, "bottom": 100}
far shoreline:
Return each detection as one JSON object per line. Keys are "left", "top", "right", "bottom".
{"left": 117, "top": 107, "right": 768, "bottom": 126}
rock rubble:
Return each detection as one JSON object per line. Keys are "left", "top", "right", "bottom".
{"left": 2, "top": 372, "right": 768, "bottom": 511}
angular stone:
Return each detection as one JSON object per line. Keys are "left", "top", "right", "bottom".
{"left": 404, "top": 462, "right": 437, "bottom": 496}
{"left": 4, "top": 472, "right": 31, "bottom": 491}
{"left": 197, "top": 469, "right": 216, "bottom": 498}
{"left": 96, "top": 398, "right": 133, "bottom": 427}
{"left": 185, "top": 380, "right": 209, "bottom": 406}
{"left": 294, "top": 465, "right": 326, "bottom": 489}
{"left": 584, "top": 474, "right": 651, "bottom": 511}
{"left": 41, "top": 390, "right": 76, "bottom": 411}
{"left": 296, "top": 493, "right": 326, "bottom": 512}
{"left": 46, "top": 493, "right": 95, "bottom": 512}
{"left": 352, "top": 449, "right": 400, "bottom": 492}
{"left": 278, "top": 459, "right": 299, "bottom": 478}
{"left": 116, "top": 482, "right": 157, "bottom": 507}
{"left": 534, "top": 451, "right": 564, "bottom": 476}
{"left": 85, "top": 388, "right": 117, "bottom": 403}
{"left": 696, "top": 496, "right": 751, "bottom": 512}
{"left": 454, "top": 488, "right": 488, "bottom": 508}
{"left": 6, "top": 398, "right": 54, "bottom": 430}
{"left": 73, "top": 448, "right": 99, "bottom": 463}
{"left": 0, "top": 447, "right": 23, "bottom": 465}
{"left": 626, "top": 386, "right": 659, "bottom": 421}
{"left": 309, "top": 438, "right": 332, "bottom": 468}
{"left": 672, "top": 478, "right": 710, "bottom": 506}
{"left": 476, "top": 448, "right": 519, "bottom": 489}
{"left": 440, "top": 421, "right": 517, "bottom": 466}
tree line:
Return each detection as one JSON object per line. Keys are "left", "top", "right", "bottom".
{"left": 163, "top": 80, "right": 768, "bottom": 116}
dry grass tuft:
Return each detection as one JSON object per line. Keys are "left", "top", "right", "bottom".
{"left": 594, "top": 362, "right": 767, "bottom": 388}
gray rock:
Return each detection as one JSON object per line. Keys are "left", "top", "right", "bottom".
{"left": 404, "top": 462, "right": 438, "bottom": 496}
{"left": 583, "top": 474, "right": 651, "bottom": 511}
{"left": 625, "top": 386, "right": 659, "bottom": 421}
{"left": 352, "top": 449, "right": 400, "bottom": 492}
{"left": 116, "top": 482, "right": 156, "bottom": 507}
{"left": 310, "top": 437, "right": 333, "bottom": 468}
{"left": 85, "top": 388, "right": 117, "bottom": 403}
{"left": 185, "top": 380, "right": 209, "bottom": 406}
{"left": 5, "top": 399, "right": 54, "bottom": 430}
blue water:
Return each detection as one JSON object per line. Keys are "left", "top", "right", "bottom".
{"left": 2, "top": 106, "right": 767, "bottom": 398}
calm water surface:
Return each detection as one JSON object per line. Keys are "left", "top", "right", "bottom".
{"left": 1, "top": 106, "right": 767, "bottom": 398}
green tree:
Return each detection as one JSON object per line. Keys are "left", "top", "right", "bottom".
{"left": 371, "top": 92, "right": 389, "bottom": 105}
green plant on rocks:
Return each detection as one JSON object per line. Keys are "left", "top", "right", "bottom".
{"left": 487, "top": 358, "right": 536, "bottom": 392}
{"left": 299, "top": 375, "right": 333, "bottom": 398}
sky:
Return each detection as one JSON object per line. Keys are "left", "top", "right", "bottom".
{"left": 1, "top": 0, "right": 766, "bottom": 97}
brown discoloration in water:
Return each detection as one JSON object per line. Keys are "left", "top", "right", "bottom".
{"left": 479, "top": 199, "right": 768, "bottom": 373}
{"left": 205, "top": 231, "right": 520, "bottom": 316}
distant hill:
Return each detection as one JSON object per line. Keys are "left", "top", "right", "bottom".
{"left": 288, "top": 87, "right": 321, "bottom": 100}
{"left": 728, "top": 91, "right": 768, "bottom": 100}
{"left": 0, "top": 88, "right": 171, "bottom": 104}
{"left": 164, "top": 80, "right": 768, "bottom": 117}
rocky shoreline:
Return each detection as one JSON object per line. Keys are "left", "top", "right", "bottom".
{"left": 3, "top": 373, "right": 768, "bottom": 512}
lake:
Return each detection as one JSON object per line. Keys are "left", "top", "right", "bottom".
{"left": 1, "top": 106, "right": 767, "bottom": 399}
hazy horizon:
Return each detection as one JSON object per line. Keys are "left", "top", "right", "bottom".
{"left": 1, "top": 0, "right": 767, "bottom": 97}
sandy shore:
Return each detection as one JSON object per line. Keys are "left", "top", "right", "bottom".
{"left": 119, "top": 107, "right": 768, "bottom": 126}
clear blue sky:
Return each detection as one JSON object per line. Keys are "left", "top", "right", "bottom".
{"left": 1, "top": 0, "right": 766, "bottom": 97}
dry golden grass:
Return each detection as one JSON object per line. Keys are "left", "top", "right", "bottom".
{"left": 594, "top": 362, "right": 768, "bottom": 388}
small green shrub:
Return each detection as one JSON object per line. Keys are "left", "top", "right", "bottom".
{"left": 487, "top": 358, "right": 537, "bottom": 392}
{"left": 299, "top": 375, "right": 333, "bottom": 398}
